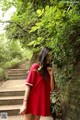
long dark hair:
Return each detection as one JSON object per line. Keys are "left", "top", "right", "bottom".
{"left": 38, "top": 47, "right": 52, "bottom": 80}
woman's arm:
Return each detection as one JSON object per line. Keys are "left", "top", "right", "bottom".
{"left": 19, "top": 85, "right": 31, "bottom": 115}
{"left": 23, "top": 85, "right": 31, "bottom": 105}
{"left": 50, "top": 73, "right": 55, "bottom": 91}
{"left": 47, "top": 67, "right": 55, "bottom": 92}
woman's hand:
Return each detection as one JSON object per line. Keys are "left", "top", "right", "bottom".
{"left": 47, "top": 67, "right": 53, "bottom": 77}
{"left": 19, "top": 104, "right": 27, "bottom": 115}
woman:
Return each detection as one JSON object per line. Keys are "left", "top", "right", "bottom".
{"left": 20, "top": 47, "right": 55, "bottom": 120}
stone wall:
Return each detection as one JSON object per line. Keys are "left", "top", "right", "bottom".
{"left": 60, "top": 64, "right": 80, "bottom": 120}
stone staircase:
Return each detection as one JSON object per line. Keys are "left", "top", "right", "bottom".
{"left": 0, "top": 94, "right": 53, "bottom": 120}
{"left": 0, "top": 92, "right": 23, "bottom": 116}
{"left": 0, "top": 67, "right": 53, "bottom": 120}
{"left": 0, "top": 81, "right": 53, "bottom": 120}
{"left": 0, "top": 67, "right": 28, "bottom": 117}
{"left": 0, "top": 80, "right": 25, "bottom": 116}
{"left": 5, "top": 69, "right": 28, "bottom": 80}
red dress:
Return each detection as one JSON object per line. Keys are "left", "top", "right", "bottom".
{"left": 25, "top": 63, "right": 51, "bottom": 116}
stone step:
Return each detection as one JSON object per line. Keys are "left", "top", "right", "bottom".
{"left": 8, "top": 70, "right": 27, "bottom": 73}
{"left": 5, "top": 69, "right": 28, "bottom": 80}
{"left": 7, "top": 69, "right": 27, "bottom": 74}
{"left": 8, "top": 72, "right": 27, "bottom": 75}
{"left": 0, "top": 90, "right": 25, "bottom": 97}
{"left": 8, "top": 76, "right": 26, "bottom": 80}
{"left": 7, "top": 71, "right": 27, "bottom": 74}
{"left": 8, "top": 74, "right": 27, "bottom": 77}
{"left": 8, "top": 69, "right": 27, "bottom": 71}
{"left": 7, "top": 116, "right": 53, "bottom": 120}
{"left": 7, "top": 76, "right": 27, "bottom": 80}
{"left": 0, "top": 96, "right": 23, "bottom": 105}
{"left": 2, "top": 115, "right": 21, "bottom": 120}
{"left": 0, "top": 105, "right": 21, "bottom": 116}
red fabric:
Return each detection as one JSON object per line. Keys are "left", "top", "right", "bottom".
{"left": 25, "top": 63, "right": 51, "bottom": 116}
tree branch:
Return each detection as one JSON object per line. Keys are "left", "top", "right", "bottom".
{"left": 0, "top": 20, "right": 29, "bottom": 33}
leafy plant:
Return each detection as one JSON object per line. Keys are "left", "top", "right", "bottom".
{"left": 0, "top": 0, "right": 80, "bottom": 82}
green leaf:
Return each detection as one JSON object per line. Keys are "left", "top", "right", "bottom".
{"left": 45, "top": 5, "right": 49, "bottom": 10}
{"left": 27, "top": 40, "right": 35, "bottom": 46}
{"left": 36, "top": 9, "right": 41, "bottom": 15}
{"left": 36, "top": 9, "right": 44, "bottom": 17}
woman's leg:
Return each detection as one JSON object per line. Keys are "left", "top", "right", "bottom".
{"left": 34, "top": 115, "right": 40, "bottom": 120}
{"left": 23, "top": 114, "right": 35, "bottom": 120}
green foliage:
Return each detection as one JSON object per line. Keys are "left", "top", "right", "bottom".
{"left": 2, "top": 58, "right": 21, "bottom": 69}
{"left": 29, "top": 2, "right": 80, "bottom": 81}
{"left": 0, "top": 68, "right": 4, "bottom": 79}
{"left": 0, "top": 0, "right": 80, "bottom": 82}
{"left": 50, "top": 89, "right": 62, "bottom": 117}
{"left": 4, "top": 2, "right": 38, "bottom": 46}
{"left": 0, "top": 0, "right": 80, "bottom": 116}
{"left": 0, "top": 35, "right": 23, "bottom": 63}
{"left": 0, "top": 34, "right": 32, "bottom": 79}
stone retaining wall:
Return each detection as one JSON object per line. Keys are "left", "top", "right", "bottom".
{"left": 61, "top": 65, "right": 80, "bottom": 120}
